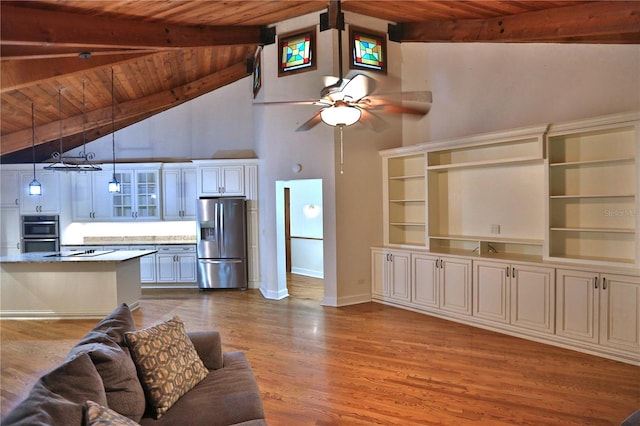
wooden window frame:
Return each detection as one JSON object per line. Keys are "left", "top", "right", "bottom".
{"left": 349, "top": 26, "right": 387, "bottom": 75}
{"left": 278, "top": 27, "right": 317, "bottom": 77}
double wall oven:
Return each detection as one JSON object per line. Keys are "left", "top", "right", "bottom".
{"left": 21, "top": 215, "right": 60, "bottom": 253}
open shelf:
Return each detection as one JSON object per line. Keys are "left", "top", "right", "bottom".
{"left": 547, "top": 119, "right": 638, "bottom": 265}
{"left": 427, "top": 137, "right": 543, "bottom": 169}
{"left": 386, "top": 154, "right": 426, "bottom": 246}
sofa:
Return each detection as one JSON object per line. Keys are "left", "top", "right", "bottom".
{"left": 3, "top": 303, "right": 267, "bottom": 426}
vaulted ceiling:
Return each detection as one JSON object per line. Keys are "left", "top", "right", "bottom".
{"left": 2, "top": 0, "right": 639, "bottom": 164}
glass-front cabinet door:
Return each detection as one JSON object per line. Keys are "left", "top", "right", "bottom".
{"left": 111, "top": 166, "right": 160, "bottom": 220}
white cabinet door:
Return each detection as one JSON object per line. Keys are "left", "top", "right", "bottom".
{"left": 412, "top": 253, "right": 439, "bottom": 308}
{"left": 71, "top": 171, "right": 113, "bottom": 221}
{"left": 599, "top": 273, "right": 640, "bottom": 353}
{"left": 389, "top": 251, "right": 411, "bottom": 302}
{"left": 474, "top": 260, "right": 510, "bottom": 324}
{"left": 140, "top": 253, "right": 156, "bottom": 283}
{"left": 371, "top": 249, "right": 388, "bottom": 297}
{"left": 1, "top": 207, "right": 21, "bottom": 255}
{"left": 1, "top": 171, "right": 20, "bottom": 208}
{"left": 510, "top": 264, "right": 555, "bottom": 334}
{"left": 112, "top": 168, "right": 160, "bottom": 220}
{"left": 162, "top": 166, "right": 197, "bottom": 220}
{"left": 198, "top": 165, "right": 244, "bottom": 196}
{"left": 556, "top": 269, "right": 599, "bottom": 344}
{"left": 176, "top": 252, "right": 197, "bottom": 282}
{"left": 156, "top": 253, "right": 177, "bottom": 282}
{"left": 19, "top": 170, "right": 60, "bottom": 214}
{"left": 440, "top": 257, "right": 472, "bottom": 316}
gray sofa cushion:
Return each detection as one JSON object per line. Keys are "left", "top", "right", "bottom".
{"left": 2, "top": 352, "right": 107, "bottom": 426}
{"left": 69, "top": 303, "right": 146, "bottom": 422}
{"left": 138, "top": 352, "right": 265, "bottom": 426}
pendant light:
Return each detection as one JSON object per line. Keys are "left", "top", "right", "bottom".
{"left": 28, "top": 102, "right": 42, "bottom": 195}
{"left": 108, "top": 67, "right": 120, "bottom": 193}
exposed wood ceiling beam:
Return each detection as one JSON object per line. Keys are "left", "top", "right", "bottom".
{"left": 389, "top": 1, "right": 640, "bottom": 43}
{"left": 1, "top": 61, "right": 250, "bottom": 156}
{"left": 0, "top": 54, "right": 156, "bottom": 93}
{"left": 1, "top": 5, "right": 269, "bottom": 51}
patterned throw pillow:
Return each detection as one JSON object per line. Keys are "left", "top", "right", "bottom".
{"left": 124, "top": 316, "right": 209, "bottom": 419}
{"left": 85, "top": 400, "right": 140, "bottom": 425}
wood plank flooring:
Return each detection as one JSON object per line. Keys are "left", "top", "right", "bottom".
{"left": 2, "top": 276, "right": 639, "bottom": 425}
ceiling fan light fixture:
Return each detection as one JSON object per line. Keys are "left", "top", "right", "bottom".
{"left": 320, "top": 104, "right": 361, "bottom": 127}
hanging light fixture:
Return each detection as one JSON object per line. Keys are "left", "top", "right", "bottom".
{"left": 44, "top": 81, "right": 101, "bottom": 172}
{"left": 108, "top": 67, "right": 120, "bottom": 193}
{"left": 320, "top": 102, "right": 361, "bottom": 127}
{"left": 28, "top": 102, "right": 42, "bottom": 195}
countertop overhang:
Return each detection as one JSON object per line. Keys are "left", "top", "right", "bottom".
{"left": 0, "top": 250, "right": 157, "bottom": 264}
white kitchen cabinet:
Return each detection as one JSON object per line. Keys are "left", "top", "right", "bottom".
{"left": 1, "top": 207, "right": 21, "bottom": 255}
{"left": 111, "top": 165, "right": 161, "bottom": 220}
{"left": 19, "top": 170, "right": 60, "bottom": 214}
{"left": 197, "top": 164, "right": 244, "bottom": 196}
{"left": 162, "top": 164, "right": 197, "bottom": 220}
{"left": 156, "top": 245, "right": 197, "bottom": 283}
{"left": 71, "top": 170, "right": 114, "bottom": 221}
{"left": 127, "top": 245, "right": 157, "bottom": 284}
{"left": 412, "top": 253, "right": 471, "bottom": 316}
{"left": 371, "top": 248, "right": 410, "bottom": 302}
{"left": 473, "top": 260, "right": 555, "bottom": 333}
{"left": 556, "top": 269, "right": 640, "bottom": 354}
{"left": 1, "top": 170, "right": 21, "bottom": 208}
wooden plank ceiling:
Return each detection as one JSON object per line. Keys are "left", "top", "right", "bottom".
{"left": 2, "top": 0, "right": 639, "bottom": 163}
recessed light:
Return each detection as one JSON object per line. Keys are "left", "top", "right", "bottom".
{"left": 78, "top": 52, "right": 91, "bottom": 59}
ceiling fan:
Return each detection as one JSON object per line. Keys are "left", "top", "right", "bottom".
{"left": 266, "top": 0, "right": 433, "bottom": 132}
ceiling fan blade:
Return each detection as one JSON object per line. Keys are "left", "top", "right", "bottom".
{"left": 359, "top": 108, "right": 389, "bottom": 132}
{"left": 341, "top": 74, "right": 375, "bottom": 101}
{"left": 365, "top": 99, "right": 431, "bottom": 116}
{"left": 367, "top": 90, "right": 433, "bottom": 104}
{"left": 255, "top": 99, "right": 332, "bottom": 107}
{"left": 295, "top": 109, "right": 324, "bottom": 131}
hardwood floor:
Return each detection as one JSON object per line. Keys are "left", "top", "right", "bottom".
{"left": 2, "top": 285, "right": 639, "bottom": 425}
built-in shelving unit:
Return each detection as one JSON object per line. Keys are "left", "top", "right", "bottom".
{"left": 384, "top": 153, "right": 426, "bottom": 246}
{"left": 546, "top": 116, "right": 639, "bottom": 266}
{"left": 426, "top": 128, "right": 547, "bottom": 262}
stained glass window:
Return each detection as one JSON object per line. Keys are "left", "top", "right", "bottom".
{"left": 350, "top": 27, "right": 386, "bottom": 74}
{"left": 278, "top": 28, "right": 316, "bottom": 76}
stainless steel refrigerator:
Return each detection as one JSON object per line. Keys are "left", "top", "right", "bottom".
{"left": 196, "top": 197, "right": 247, "bottom": 289}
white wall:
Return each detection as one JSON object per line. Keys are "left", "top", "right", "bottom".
{"left": 401, "top": 43, "right": 640, "bottom": 144}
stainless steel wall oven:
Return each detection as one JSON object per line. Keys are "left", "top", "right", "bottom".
{"left": 21, "top": 215, "right": 60, "bottom": 253}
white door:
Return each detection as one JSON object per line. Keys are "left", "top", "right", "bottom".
{"left": 220, "top": 166, "right": 244, "bottom": 195}
{"left": 181, "top": 168, "right": 198, "bottom": 219}
{"left": 599, "top": 273, "right": 640, "bottom": 352}
{"left": 1, "top": 171, "right": 20, "bottom": 207}
{"left": 412, "top": 254, "right": 439, "bottom": 308}
{"left": 389, "top": 251, "right": 410, "bottom": 302}
{"left": 0, "top": 207, "right": 21, "bottom": 255}
{"left": 156, "top": 253, "right": 177, "bottom": 282}
{"left": 556, "top": 269, "right": 598, "bottom": 344}
{"left": 473, "top": 260, "right": 509, "bottom": 324}
{"left": 162, "top": 169, "right": 182, "bottom": 220}
{"left": 440, "top": 257, "right": 472, "bottom": 316}
{"left": 510, "top": 264, "right": 555, "bottom": 334}
{"left": 371, "top": 249, "right": 388, "bottom": 297}
{"left": 176, "top": 253, "right": 197, "bottom": 282}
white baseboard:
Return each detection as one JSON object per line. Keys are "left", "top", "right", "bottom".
{"left": 290, "top": 268, "right": 324, "bottom": 279}
{"left": 321, "top": 292, "right": 371, "bottom": 307}
{"left": 260, "top": 285, "right": 289, "bottom": 300}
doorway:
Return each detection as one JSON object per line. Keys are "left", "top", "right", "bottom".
{"left": 276, "top": 179, "right": 324, "bottom": 301}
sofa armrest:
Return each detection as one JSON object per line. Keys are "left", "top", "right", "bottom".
{"left": 187, "top": 331, "right": 223, "bottom": 370}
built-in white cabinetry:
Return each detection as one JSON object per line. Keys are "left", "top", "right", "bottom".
{"left": 162, "top": 163, "right": 197, "bottom": 220}
{"left": 195, "top": 162, "right": 244, "bottom": 196}
{"left": 383, "top": 153, "right": 426, "bottom": 246}
{"left": 374, "top": 112, "right": 639, "bottom": 365}
{"left": 1, "top": 171, "right": 20, "bottom": 208}
{"left": 473, "top": 260, "right": 555, "bottom": 334}
{"left": 1, "top": 207, "right": 21, "bottom": 255}
{"left": 19, "top": 169, "right": 61, "bottom": 214}
{"left": 412, "top": 253, "right": 472, "bottom": 316}
{"left": 155, "top": 245, "right": 197, "bottom": 284}
{"left": 546, "top": 114, "right": 639, "bottom": 266}
{"left": 111, "top": 164, "right": 161, "bottom": 220}
{"left": 556, "top": 269, "right": 640, "bottom": 355}
{"left": 71, "top": 170, "right": 114, "bottom": 221}
{"left": 371, "top": 248, "right": 411, "bottom": 302}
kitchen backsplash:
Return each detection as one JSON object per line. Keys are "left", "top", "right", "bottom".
{"left": 84, "top": 235, "right": 196, "bottom": 244}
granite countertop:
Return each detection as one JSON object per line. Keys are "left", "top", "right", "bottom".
{"left": 83, "top": 235, "right": 196, "bottom": 245}
{"left": 0, "top": 250, "right": 157, "bottom": 264}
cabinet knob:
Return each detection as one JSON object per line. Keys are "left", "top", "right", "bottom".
{"left": 602, "top": 277, "right": 607, "bottom": 290}
{"left": 594, "top": 276, "right": 598, "bottom": 289}
{"left": 512, "top": 267, "right": 516, "bottom": 277}
{"left": 506, "top": 267, "right": 510, "bottom": 278}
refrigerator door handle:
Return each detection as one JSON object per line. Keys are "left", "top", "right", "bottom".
{"left": 219, "top": 201, "right": 225, "bottom": 254}
{"left": 199, "top": 259, "right": 244, "bottom": 264}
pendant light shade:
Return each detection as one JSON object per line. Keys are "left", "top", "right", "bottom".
{"left": 320, "top": 104, "right": 361, "bottom": 127}
{"left": 108, "top": 68, "right": 120, "bottom": 193}
{"left": 28, "top": 102, "right": 42, "bottom": 195}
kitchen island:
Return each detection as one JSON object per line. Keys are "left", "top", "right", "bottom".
{"left": 0, "top": 250, "right": 156, "bottom": 319}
